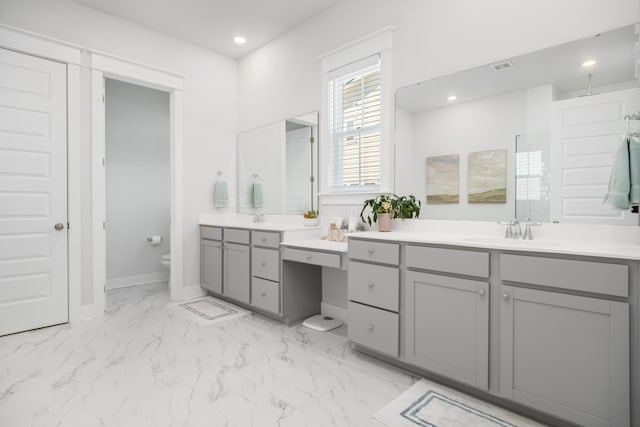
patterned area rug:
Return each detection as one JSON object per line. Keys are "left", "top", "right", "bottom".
{"left": 374, "top": 379, "right": 545, "bottom": 426}
{"left": 166, "top": 296, "right": 250, "bottom": 326}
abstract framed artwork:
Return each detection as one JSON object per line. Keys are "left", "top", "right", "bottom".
{"left": 467, "top": 149, "right": 507, "bottom": 203}
{"left": 426, "top": 154, "right": 460, "bottom": 204}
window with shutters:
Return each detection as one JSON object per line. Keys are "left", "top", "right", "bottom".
{"left": 516, "top": 150, "right": 543, "bottom": 200}
{"left": 328, "top": 58, "right": 381, "bottom": 190}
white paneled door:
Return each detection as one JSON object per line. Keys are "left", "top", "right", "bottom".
{"left": 0, "top": 48, "right": 68, "bottom": 336}
{"left": 550, "top": 88, "right": 640, "bottom": 224}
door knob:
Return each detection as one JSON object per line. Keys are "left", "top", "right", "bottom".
{"left": 54, "top": 223, "right": 65, "bottom": 231}
{"left": 478, "top": 289, "right": 486, "bottom": 297}
{"left": 503, "top": 293, "right": 510, "bottom": 301}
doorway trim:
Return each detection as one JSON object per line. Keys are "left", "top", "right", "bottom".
{"left": 90, "top": 50, "right": 185, "bottom": 315}
{"left": 0, "top": 24, "right": 83, "bottom": 322}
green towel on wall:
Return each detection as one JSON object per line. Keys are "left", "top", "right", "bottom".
{"left": 214, "top": 181, "right": 229, "bottom": 208}
{"left": 604, "top": 137, "right": 640, "bottom": 209}
{"left": 251, "top": 183, "right": 263, "bottom": 209}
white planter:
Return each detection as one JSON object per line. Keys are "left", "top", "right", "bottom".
{"left": 303, "top": 217, "right": 319, "bottom": 226}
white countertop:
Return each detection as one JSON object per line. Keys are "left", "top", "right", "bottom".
{"left": 349, "top": 231, "right": 640, "bottom": 261}
{"left": 199, "top": 214, "right": 320, "bottom": 232}
{"left": 281, "top": 239, "right": 348, "bottom": 253}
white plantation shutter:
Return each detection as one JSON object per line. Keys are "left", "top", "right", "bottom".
{"left": 328, "top": 55, "right": 381, "bottom": 190}
{"left": 516, "top": 151, "right": 543, "bottom": 200}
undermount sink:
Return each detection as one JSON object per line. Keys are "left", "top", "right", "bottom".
{"left": 460, "top": 236, "right": 564, "bottom": 248}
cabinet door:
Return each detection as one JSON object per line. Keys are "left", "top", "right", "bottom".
{"left": 500, "top": 286, "right": 629, "bottom": 427}
{"left": 405, "top": 271, "right": 489, "bottom": 390}
{"left": 201, "top": 240, "right": 222, "bottom": 294}
{"left": 223, "top": 242, "right": 250, "bottom": 304}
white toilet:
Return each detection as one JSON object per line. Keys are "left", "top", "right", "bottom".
{"left": 161, "top": 253, "right": 171, "bottom": 284}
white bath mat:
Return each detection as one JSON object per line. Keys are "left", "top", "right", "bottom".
{"left": 166, "top": 296, "right": 250, "bottom": 326}
{"left": 374, "top": 379, "right": 544, "bottom": 427}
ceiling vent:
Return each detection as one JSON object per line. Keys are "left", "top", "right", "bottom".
{"left": 490, "top": 61, "right": 514, "bottom": 72}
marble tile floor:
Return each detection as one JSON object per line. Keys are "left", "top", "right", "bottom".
{"left": 0, "top": 283, "right": 418, "bottom": 427}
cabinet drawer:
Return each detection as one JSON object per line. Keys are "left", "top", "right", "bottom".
{"left": 224, "top": 228, "right": 250, "bottom": 244}
{"left": 252, "top": 230, "right": 280, "bottom": 249}
{"left": 348, "top": 261, "right": 399, "bottom": 312}
{"left": 407, "top": 245, "right": 489, "bottom": 278}
{"left": 252, "top": 247, "right": 280, "bottom": 281}
{"left": 349, "top": 239, "right": 399, "bottom": 265}
{"left": 200, "top": 226, "right": 222, "bottom": 241}
{"left": 283, "top": 247, "right": 341, "bottom": 269}
{"left": 251, "top": 277, "right": 280, "bottom": 314}
{"left": 500, "top": 254, "right": 628, "bottom": 297}
{"left": 348, "top": 301, "right": 399, "bottom": 358}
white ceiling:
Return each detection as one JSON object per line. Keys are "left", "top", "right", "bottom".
{"left": 397, "top": 25, "right": 639, "bottom": 113}
{"left": 71, "top": 0, "right": 341, "bottom": 58}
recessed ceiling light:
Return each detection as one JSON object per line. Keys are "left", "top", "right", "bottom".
{"left": 582, "top": 60, "right": 597, "bottom": 67}
{"left": 233, "top": 36, "right": 247, "bottom": 45}
{"left": 448, "top": 95, "right": 457, "bottom": 101}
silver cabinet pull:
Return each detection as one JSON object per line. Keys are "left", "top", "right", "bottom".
{"left": 54, "top": 223, "right": 64, "bottom": 231}
{"left": 261, "top": 261, "right": 266, "bottom": 267}
{"left": 368, "top": 248, "right": 375, "bottom": 255}
{"left": 503, "top": 293, "right": 510, "bottom": 301}
{"left": 305, "top": 255, "right": 312, "bottom": 261}
{"left": 368, "top": 282, "right": 375, "bottom": 289}
{"left": 261, "top": 237, "right": 266, "bottom": 242}
{"left": 261, "top": 292, "right": 267, "bottom": 297}
{"left": 367, "top": 324, "right": 374, "bottom": 332}
{"left": 478, "top": 289, "right": 486, "bottom": 297}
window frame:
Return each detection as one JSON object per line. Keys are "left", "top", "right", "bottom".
{"left": 319, "top": 27, "right": 394, "bottom": 199}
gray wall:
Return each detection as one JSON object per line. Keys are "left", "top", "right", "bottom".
{"left": 105, "top": 79, "right": 170, "bottom": 282}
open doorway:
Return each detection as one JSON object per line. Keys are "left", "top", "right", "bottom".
{"left": 90, "top": 51, "right": 185, "bottom": 316}
{"left": 104, "top": 79, "right": 171, "bottom": 292}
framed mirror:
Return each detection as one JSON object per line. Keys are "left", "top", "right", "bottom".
{"left": 238, "top": 112, "right": 318, "bottom": 214}
{"left": 396, "top": 24, "right": 640, "bottom": 224}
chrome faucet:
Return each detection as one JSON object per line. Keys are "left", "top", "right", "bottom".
{"left": 252, "top": 213, "right": 264, "bottom": 223}
{"left": 499, "top": 218, "right": 522, "bottom": 239}
{"left": 508, "top": 218, "right": 522, "bottom": 239}
{"left": 500, "top": 218, "right": 541, "bottom": 240}
{"left": 521, "top": 218, "right": 542, "bottom": 240}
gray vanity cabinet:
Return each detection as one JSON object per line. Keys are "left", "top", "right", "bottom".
{"left": 500, "top": 286, "right": 629, "bottom": 427}
{"left": 500, "top": 254, "right": 630, "bottom": 427}
{"left": 222, "top": 229, "right": 251, "bottom": 304}
{"left": 223, "top": 242, "right": 250, "bottom": 303}
{"left": 201, "top": 240, "right": 223, "bottom": 293}
{"left": 348, "top": 240, "right": 400, "bottom": 358}
{"left": 200, "top": 226, "right": 223, "bottom": 294}
{"left": 404, "top": 245, "right": 490, "bottom": 390}
{"left": 251, "top": 230, "right": 281, "bottom": 315}
{"left": 405, "top": 271, "right": 489, "bottom": 390}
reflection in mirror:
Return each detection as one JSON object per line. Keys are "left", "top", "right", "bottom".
{"left": 515, "top": 133, "right": 550, "bottom": 222}
{"left": 238, "top": 112, "right": 318, "bottom": 215}
{"left": 396, "top": 24, "right": 640, "bottom": 224}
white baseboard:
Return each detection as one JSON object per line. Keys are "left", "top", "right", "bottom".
{"left": 321, "top": 302, "right": 348, "bottom": 324}
{"left": 181, "top": 285, "right": 207, "bottom": 301}
{"left": 106, "top": 271, "right": 169, "bottom": 290}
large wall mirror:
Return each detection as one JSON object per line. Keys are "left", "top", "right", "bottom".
{"left": 238, "top": 112, "right": 318, "bottom": 215}
{"left": 396, "top": 23, "right": 640, "bottom": 225}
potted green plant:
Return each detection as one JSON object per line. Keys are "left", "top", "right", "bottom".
{"left": 360, "top": 194, "right": 421, "bottom": 232}
{"left": 303, "top": 209, "right": 319, "bottom": 226}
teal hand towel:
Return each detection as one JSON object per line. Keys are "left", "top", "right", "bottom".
{"left": 252, "top": 183, "right": 263, "bottom": 209}
{"left": 214, "top": 181, "right": 229, "bottom": 208}
{"left": 630, "top": 136, "right": 640, "bottom": 205}
{"left": 604, "top": 137, "right": 640, "bottom": 210}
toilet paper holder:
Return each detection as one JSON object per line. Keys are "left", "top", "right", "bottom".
{"left": 146, "top": 235, "right": 163, "bottom": 245}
